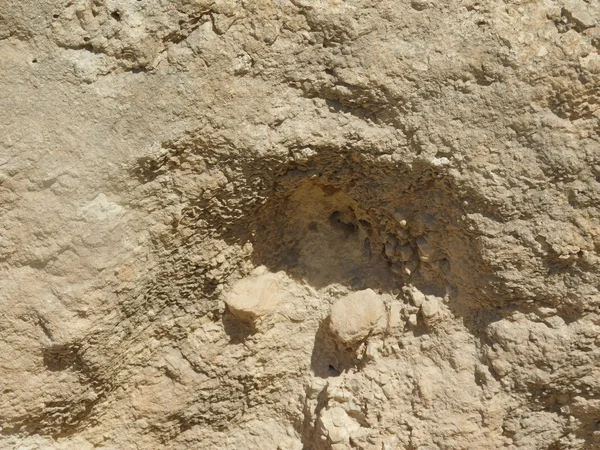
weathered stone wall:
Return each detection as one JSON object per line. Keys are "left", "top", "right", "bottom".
{"left": 0, "top": 0, "right": 599, "bottom": 448}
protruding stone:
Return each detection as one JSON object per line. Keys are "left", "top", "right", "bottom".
{"left": 318, "top": 406, "right": 360, "bottom": 445}
{"left": 388, "top": 302, "right": 403, "bottom": 328}
{"left": 408, "top": 287, "right": 427, "bottom": 307}
{"left": 421, "top": 298, "right": 440, "bottom": 319}
{"left": 329, "top": 289, "right": 386, "bottom": 344}
{"left": 365, "top": 341, "right": 381, "bottom": 359}
{"left": 407, "top": 313, "right": 418, "bottom": 327}
{"left": 225, "top": 270, "right": 282, "bottom": 322}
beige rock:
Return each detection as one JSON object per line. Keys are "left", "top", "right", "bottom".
{"left": 407, "top": 313, "right": 419, "bottom": 328}
{"left": 224, "top": 270, "right": 282, "bottom": 322}
{"left": 388, "top": 302, "right": 403, "bottom": 329}
{"left": 409, "top": 287, "right": 427, "bottom": 307}
{"left": 2, "top": 0, "right": 600, "bottom": 448}
{"left": 329, "top": 289, "right": 386, "bottom": 344}
{"left": 421, "top": 298, "right": 440, "bottom": 320}
{"left": 318, "top": 406, "right": 361, "bottom": 445}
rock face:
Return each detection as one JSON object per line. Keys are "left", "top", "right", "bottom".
{"left": 1, "top": 0, "right": 600, "bottom": 449}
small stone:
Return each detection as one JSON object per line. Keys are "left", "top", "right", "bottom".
{"left": 407, "top": 313, "right": 418, "bottom": 327}
{"left": 330, "top": 407, "right": 349, "bottom": 428}
{"left": 318, "top": 406, "right": 361, "bottom": 445}
{"left": 225, "top": 270, "right": 282, "bottom": 322}
{"left": 421, "top": 298, "right": 440, "bottom": 319}
{"left": 366, "top": 341, "right": 380, "bottom": 359}
{"left": 411, "top": 0, "right": 430, "bottom": 11}
{"left": 393, "top": 210, "right": 408, "bottom": 225}
{"left": 409, "top": 288, "right": 427, "bottom": 307}
{"left": 543, "top": 316, "right": 566, "bottom": 329}
{"left": 563, "top": 0, "right": 597, "bottom": 28}
{"left": 388, "top": 302, "right": 403, "bottom": 328}
{"left": 329, "top": 289, "right": 386, "bottom": 344}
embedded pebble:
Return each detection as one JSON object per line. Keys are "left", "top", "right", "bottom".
{"left": 409, "top": 287, "right": 427, "bottom": 307}
{"left": 421, "top": 298, "right": 440, "bottom": 319}
{"left": 407, "top": 313, "right": 418, "bottom": 327}
{"left": 225, "top": 270, "right": 282, "bottom": 322}
{"left": 388, "top": 302, "right": 403, "bottom": 328}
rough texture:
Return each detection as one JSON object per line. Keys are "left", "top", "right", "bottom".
{"left": 1, "top": 0, "right": 599, "bottom": 449}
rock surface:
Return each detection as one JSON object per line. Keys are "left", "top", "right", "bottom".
{"left": 1, "top": 0, "right": 600, "bottom": 449}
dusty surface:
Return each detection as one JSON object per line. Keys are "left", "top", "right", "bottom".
{"left": 1, "top": 0, "right": 600, "bottom": 449}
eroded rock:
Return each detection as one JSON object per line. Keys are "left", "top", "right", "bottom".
{"left": 329, "top": 289, "right": 386, "bottom": 344}
{"left": 2, "top": 0, "right": 600, "bottom": 448}
{"left": 224, "top": 269, "right": 282, "bottom": 323}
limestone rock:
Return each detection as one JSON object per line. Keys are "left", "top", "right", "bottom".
{"left": 317, "top": 406, "right": 361, "bottom": 446}
{"left": 407, "top": 313, "right": 419, "bottom": 328}
{"left": 2, "top": 0, "right": 600, "bottom": 448}
{"left": 225, "top": 270, "right": 282, "bottom": 322}
{"left": 421, "top": 298, "right": 440, "bottom": 320}
{"left": 329, "top": 289, "right": 386, "bottom": 344}
{"left": 421, "top": 297, "right": 442, "bottom": 327}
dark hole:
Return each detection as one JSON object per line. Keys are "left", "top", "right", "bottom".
{"left": 222, "top": 309, "right": 255, "bottom": 344}
{"left": 52, "top": 14, "right": 59, "bottom": 18}
{"left": 329, "top": 211, "right": 357, "bottom": 236}
{"left": 328, "top": 364, "right": 340, "bottom": 376}
{"left": 32, "top": 58, "right": 38, "bottom": 63}
{"left": 111, "top": 11, "right": 121, "bottom": 21}
{"left": 83, "top": 37, "right": 90, "bottom": 42}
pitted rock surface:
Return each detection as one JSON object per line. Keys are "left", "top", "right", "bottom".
{"left": 1, "top": 0, "right": 599, "bottom": 449}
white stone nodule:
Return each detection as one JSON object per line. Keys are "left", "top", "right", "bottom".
{"left": 329, "top": 289, "right": 386, "bottom": 344}
{"left": 225, "top": 271, "right": 282, "bottom": 322}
